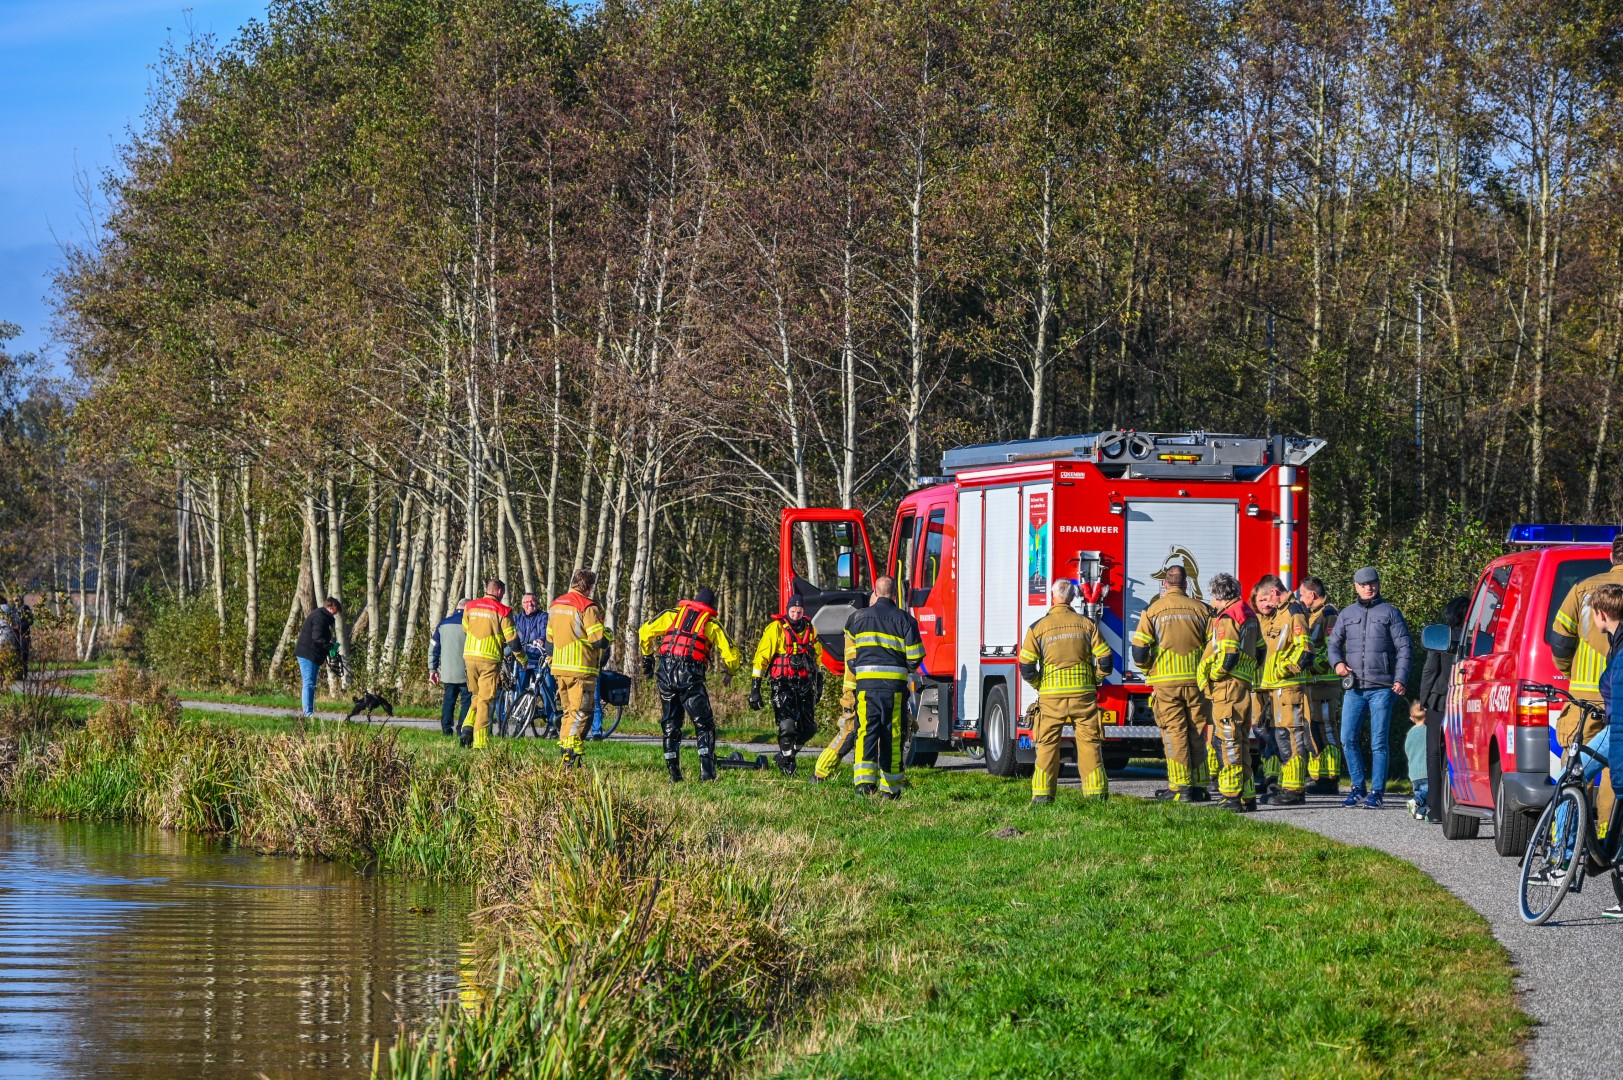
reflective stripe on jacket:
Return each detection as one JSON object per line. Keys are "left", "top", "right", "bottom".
{"left": 843, "top": 598, "right": 923, "bottom": 691}
{"left": 1020, "top": 605, "right": 1112, "bottom": 696}
{"left": 1198, "top": 602, "right": 1260, "bottom": 690}
{"left": 462, "top": 596, "right": 517, "bottom": 662}
{"left": 1306, "top": 600, "right": 1340, "bottom": 683}
{"left": 1553, "top": 566, "right": 1623, "bottom": 697}
{"left": 1257, "top": 602, "right": 1311, "bottom": 689}
{"left": 1129, "top": 589, "right": 1210, "bottom": 686}
{"left": 547, "top": 590, "right": 607, "bottom": 676}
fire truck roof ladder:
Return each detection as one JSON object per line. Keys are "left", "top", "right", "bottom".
{"left": 940, "top": 431, "right": 1325, "bottom": 481}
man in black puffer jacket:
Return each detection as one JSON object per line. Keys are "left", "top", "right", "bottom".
{"left": 1328, "top": 567, "right": 1412, "bottom": 809}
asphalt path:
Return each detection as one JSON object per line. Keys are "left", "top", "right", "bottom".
{"left": 31, "top": 682, "right": 1604, "bottom": 1076}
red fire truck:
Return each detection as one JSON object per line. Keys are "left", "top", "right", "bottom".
{"left": 777, "top": 430, "right": 1325, "bottom": 774}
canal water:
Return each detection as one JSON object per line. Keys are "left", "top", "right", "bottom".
{"left": 0, "top": 814, "right": 472, "bottom": 1078}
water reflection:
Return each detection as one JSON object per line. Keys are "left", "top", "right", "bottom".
{"left": 0, "top": 815, "right": 470, "bottom": 1078}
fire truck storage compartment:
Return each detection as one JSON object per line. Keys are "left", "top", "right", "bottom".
{"left": 1122, "top": 500, "right": 1240, "bottom": 682}
{"left": 955, "top": 481, "right": 1053, "bottom": 730}
{"left": 955, "top": 489, "right": 983, "bottom": 733}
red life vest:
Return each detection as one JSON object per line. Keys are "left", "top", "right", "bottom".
{"left": 658, "top": 601, "right": 715, "bottom": 665}
{"left": 769, "top": 616, "right": 818, "bottom": 680}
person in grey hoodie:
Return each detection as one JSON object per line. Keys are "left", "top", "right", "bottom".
{"left": 1328, "top": 566, "right": 1412, "bottom": 808}
{"left": 430, "top": 600, "right": 472, "bottom": 736}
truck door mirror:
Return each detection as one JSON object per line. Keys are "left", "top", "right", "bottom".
{"left": 909, "top": 586, "right": 931, "bottom": 609}
{"left": 833, "top": 523, "right": 852, "bottom": 546}
{"left": 836, "top": 552, "right": 854, "bottom": 590}
{"left": 1420, "top": 623, "right": 1452, "bottom": 653}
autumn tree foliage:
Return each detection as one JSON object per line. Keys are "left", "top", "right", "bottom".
{"left": 32, "top": 0, "right": 1623, "bottom": 685}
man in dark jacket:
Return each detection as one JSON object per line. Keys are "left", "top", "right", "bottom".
{"left": 430, "top": 600, "right": 471, "bottom": 736}
{"left": 845, "top": 576, "right": 924, "bottom": 800}
{"left": 294, "top": 597, "right": 343, "bottom": 718}
{"left": 1329, "top": 567, "right": 1412, "bottom": 808}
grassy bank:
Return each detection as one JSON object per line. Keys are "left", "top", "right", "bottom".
{"left": 0, "top": 670, "right": 801, "bottom": 1077}
{"left": 0, "top": 673, "right": 1526, "bottom": 1078}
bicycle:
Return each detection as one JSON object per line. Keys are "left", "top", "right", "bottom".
{"left": 497, "top": 654, "right": 542, "bottom": 739}
{"left": 1517, "top": 683, "right": 1623, "bottom": 925}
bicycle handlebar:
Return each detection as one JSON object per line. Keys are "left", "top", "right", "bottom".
{"left": 1525, "top": 682, "right": 1607, "bottom": 720}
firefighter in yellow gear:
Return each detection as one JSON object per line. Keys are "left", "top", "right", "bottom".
{"left": 1300, "top": 576, "right": 1343, "bottom": 793}
{"left": 1198, "top": 573, "right": 1261, "bottom": 811}
{"left": 1255, "top": 574, "right": 1312, "bottom": 804}
{"left": 462, "top": 578, "right": 520, "bottom": 749}
{"left": 813, "top": 666, "right": 859, "bottom": 783}
{"left": 639, "top": 586, "right": 742, "bottom": 782}
{"left": 749, "top": 598, "right": 826, "bottom": 775}
{"left": 1130, "top": 564, "right": 1212, "bottom": 802}
{"left": 1551, "top": 537, "right": 1623, "bottom": 831}
{"left": 844, "top": 577, "right": 924, "bottom": 798}
{"left": 547, "top": 569, "right": 610, "bottom": 767}
{"left": 1019, "top": 578, "right": 1115, "bottom": 804}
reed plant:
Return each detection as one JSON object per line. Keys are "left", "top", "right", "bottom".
{"left": 1, "top": 670, "right": 805, "bottom": 1079}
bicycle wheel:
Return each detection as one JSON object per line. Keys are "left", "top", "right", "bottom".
{"left": 1520, "top": 785, "right": 1588, "bottom": 925}
{"left": 509, "top": 692, "right": 537, "bottom": 739}
{"left": 495, "top": 689, "right": 516, "bottom": 738}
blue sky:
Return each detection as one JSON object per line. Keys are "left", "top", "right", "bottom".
{"left": 0, "top": 0, "right": 269, "bottom": 368}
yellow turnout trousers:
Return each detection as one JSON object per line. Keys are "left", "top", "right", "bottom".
{"left": 1308, "top": 682, "right": 1343, "bottom": 782}
{"left": 465, "top": 656, "right": 500, "bottom": 748}
{"left": 1032, "top": 691, "right": 1106, "bottom": 800}
{"left": 1153, "top": 683, "right": 1204, "bottom": 792}
{"left": 814, "top": 686, "right": 858, "bottom": 780}
{"left": 1207, "top": 680, "right": 1255, "bottom": 799}
{"left": 1271, "top": 686, "right": 1312, "bottom": 793}
{"left": 1558, "top": 698, "right": 1613, "bottom": 833}
{"left": 556, "top": 673, "right": 596, "bottom": 756}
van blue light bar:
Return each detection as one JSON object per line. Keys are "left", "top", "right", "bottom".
{"left": 1506, "top": 524, "right": 1620, "bottom": 546}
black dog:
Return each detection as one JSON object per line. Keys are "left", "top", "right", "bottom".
{"left": 345, "top": 691, "right": 394, "bottom": 722}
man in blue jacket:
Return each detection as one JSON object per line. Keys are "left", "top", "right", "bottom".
{"left": 1329, "top": 566, "right": 1412, "bottom": 809}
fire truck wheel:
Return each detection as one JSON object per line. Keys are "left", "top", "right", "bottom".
{"left": 1103, "top": 747, "right": 1131, "bottom": 774}
{"left": 983, "top": 684, "right": 1019, "bottom": 778}
{"left": 909, "top": 751, "right": 939, "bottom": 768}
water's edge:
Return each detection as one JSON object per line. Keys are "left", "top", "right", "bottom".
{"left": 0, "top": 813, "right": 471, "bottom": 1079}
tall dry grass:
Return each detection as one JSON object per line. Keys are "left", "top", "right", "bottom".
{"left": 0, "top": 690, "right": 805, "bottom": 1079}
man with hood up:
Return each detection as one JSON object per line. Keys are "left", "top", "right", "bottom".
{"left": 639, "top": 586, "right": 741, "bottom": 782}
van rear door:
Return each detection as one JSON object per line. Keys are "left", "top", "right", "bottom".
{"left": 1451, "top": 565, "right": 1514, "bottom": 808}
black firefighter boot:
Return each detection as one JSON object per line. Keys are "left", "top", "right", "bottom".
{"left": 697, "top": 727, "right": 718, "bottom": 781}
{"left": 665, "top": 751, "right": 683, "bottom": 783}
{"left": 776, "top": 747, "right": 798, "bottom": 776}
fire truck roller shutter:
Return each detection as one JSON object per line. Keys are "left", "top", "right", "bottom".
{"left": 1122, "top": 500, "right": 1240, "bottom": 681}
{"left": 956, "top": 489, "right": 984, "bottom": 727}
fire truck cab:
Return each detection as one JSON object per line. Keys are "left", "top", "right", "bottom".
{"left": 777, "top": 430, "right": 1324, "bottom": 774}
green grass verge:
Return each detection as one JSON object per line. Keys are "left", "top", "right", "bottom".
{"left": 0, "top": 685, "right": 1525, "bottom": 1078}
